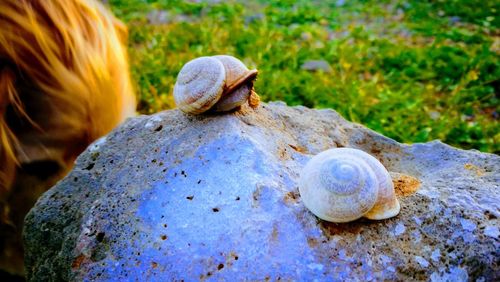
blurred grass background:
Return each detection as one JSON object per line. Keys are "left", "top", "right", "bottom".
{"left": 107, "top": 0, "right": 499, "bottom": 153}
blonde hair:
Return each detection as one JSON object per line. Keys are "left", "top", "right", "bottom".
{"left": 0, "top": 0, "right": 135, "bottom": 194}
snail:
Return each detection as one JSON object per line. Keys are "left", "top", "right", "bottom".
{"left": 298, "top": 148, "right": 400, "bottom": 223}
{"left": 173, "top": 55, "right": 260, "bottom": 114}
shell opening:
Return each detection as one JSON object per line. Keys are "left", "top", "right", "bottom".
{"left": 223, "top": 69, "right": 258, "bottom": 95}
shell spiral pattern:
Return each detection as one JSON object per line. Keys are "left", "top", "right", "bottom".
{"left": 173, "top": 57, "right": 226, "bottom": 115}
{"left": 173, "top": 55, "right": 258, "bottom": 114}
{"left": 299, "top": 148, "right": 400, "bottom": 223}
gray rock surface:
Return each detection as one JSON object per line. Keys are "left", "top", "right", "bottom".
{"left": 300, "top": 60, "right": 332, "bottom": 73}
{"left": 147, "top": 9, "right": 171, "bottom": 25}
{"left": 24, "top": 102, "right": 499, "bottom": 281}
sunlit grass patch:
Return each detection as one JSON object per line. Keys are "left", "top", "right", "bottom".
{"left": 109, "top": 0, "right": 499, "bottom": 153}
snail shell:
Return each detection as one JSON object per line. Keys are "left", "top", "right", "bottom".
{"left": 298, "top": 148, "right": 400, "bottom": 223}
{"left": 173, "top": 55, "right": 258, "bottom": 114}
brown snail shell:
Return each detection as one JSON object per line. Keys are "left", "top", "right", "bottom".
{"left": 173, "top": 55, "right": 259, "bottom": 114}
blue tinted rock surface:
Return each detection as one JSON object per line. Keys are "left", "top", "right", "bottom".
{"left": 24, "top": 102, "right": 499, "bottom": 281}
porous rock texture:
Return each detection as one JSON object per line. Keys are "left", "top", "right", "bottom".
{"left": 24, "top": 102, "right": 499, "bottom": 281}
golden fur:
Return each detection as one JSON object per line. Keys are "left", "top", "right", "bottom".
{"left": 0, "top": 0, "right": 136, "bottom": 195}
{"left": 0, "top": 0, "right": 135, "bottom": 275}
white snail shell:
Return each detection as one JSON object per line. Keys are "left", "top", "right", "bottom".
{"left": 298, "top": 148, "right": 400, "bottom": 223}
{"left": 173, "top": 55, "right": 258, "bottom": 114}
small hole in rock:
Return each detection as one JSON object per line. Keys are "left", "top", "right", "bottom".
{"left": 155, "top": 125, "right": 163, "bottom": 132}
{"left": 212, "top": 208, "right": 220, "bottom": 212}
{"left": 217, "top": 263, "right": 224, "bottom": 270}
{"left": 186, "top": 196, "right": 194, "bottom": 200}
{"left": 161, "top": 235, "right": 167, "bottom": 240}
{"left": 96, "top": 232, "right": 105, "bottom": 242}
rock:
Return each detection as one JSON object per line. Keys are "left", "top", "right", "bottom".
{"left": 336, "top": 0, "right": 346, "bottom": 7}
{"left": 147, "top": 10, "right": 193, "bottom": 25}
{"left": 301, "top": 60, "right": 332, "bottom": 73}
{"left": 244, "top": 13, "right": 265, "bottom": 25}
{"left": 147, "top": 9, "right": 171, "bottom": 25}
{"left": 24, "top": 102, "right": 499, "bottom": 281}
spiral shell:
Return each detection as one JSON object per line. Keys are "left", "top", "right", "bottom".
{"left": 173, "top": 55, "right": 258, "bottom": 114}
{"left": 298, "top": 148, "right": 400, "bottom": 223}
{"left": 173, "top": 57, "right": 225, "bottom": 114}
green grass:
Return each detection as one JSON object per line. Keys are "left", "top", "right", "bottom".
{"left": 108, "top": 0, "right": 499, "bottom": 153}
